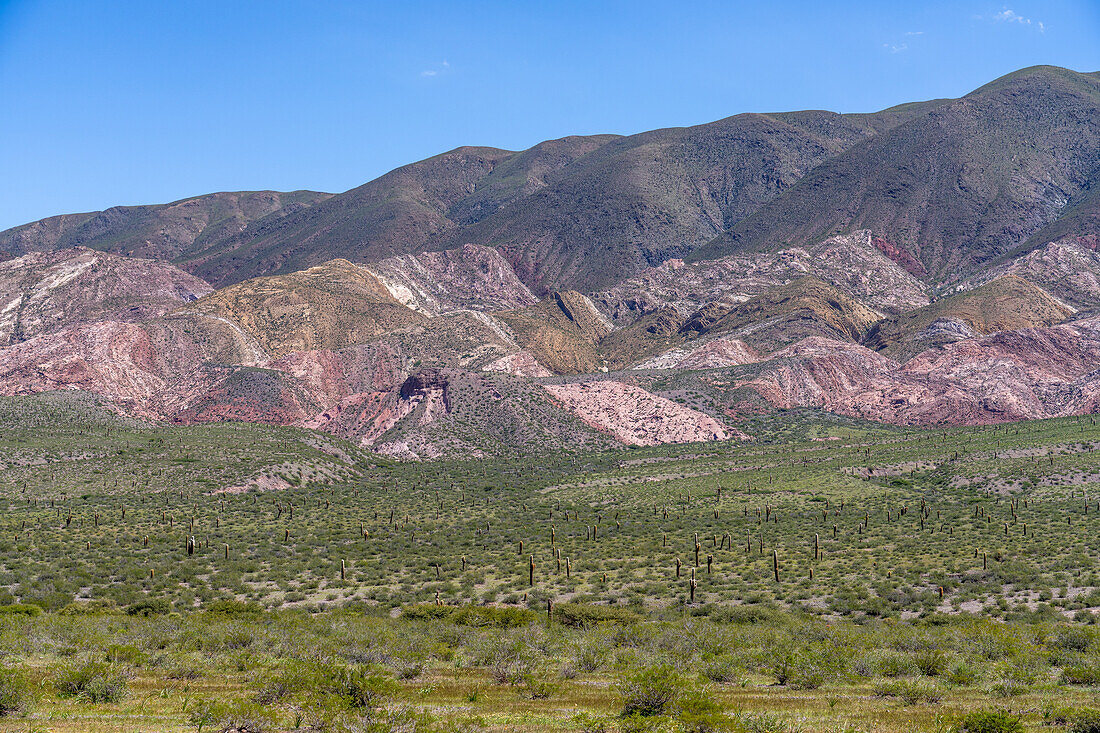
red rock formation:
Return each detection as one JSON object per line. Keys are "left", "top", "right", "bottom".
{"left": 872, "top": 236, "right": 927, "bottom": 278}
{"left": 0, "top": 321, "right": 167, "bottom": 418}
{"left": 735, "top": 319, "right": 1100, "bottom": 425}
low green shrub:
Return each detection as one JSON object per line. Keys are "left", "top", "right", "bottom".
{"left": 571, "top": 711, "right": 612, "bottom": 733}
{"left": 873, "top": 678, "right": 942, "bottom": 704}
{"left": 943, "top": 661, "right": 980, "bottom": 687}
{"left": 989, "top": 679, "right": 1028, "bottom": 698}
{"left": 187, "top": 699, "right": 225, "bottom": 733}
{"left": 105, "top": 644, "right": 147, "bottom": 667}
{"left": 958, "top": 709, "right": 1025, "bottom": 733}
{"left": 1062, "top": 665, "right": 1100, "bottom": 685}
{"left": 214, "top": 700, "right": 278, "bottom": 733}
{"left": 401, "top": 603, "right": 536, "bottom": 628}
{"left": 0, "top": 603, "right": 42, "bottom": 617}
{"left": 126, "top": 598, "right": 170, "bottom": 617}
{"left": 914, "top": 648, "right": 949, "bottom": 676}
{"left": 554, "top": 603, "right": 641, "bottom": 628}
{"left": 617, "top": 665, "right": 685, "bottom": 717}
{"left": 53, "top": 661, "right": 128, "bottom": 703}
{"left": 255, "top": 660, "right": 398, "bottom": 711}
{"left": 1067, "top": 709, "right": 1100, "bottom": 733}
{"left": 0, "top": 669, "right": 28, "bottom": 717}
{"left": 203, "top": 599, "right": 262, "bottom": 615}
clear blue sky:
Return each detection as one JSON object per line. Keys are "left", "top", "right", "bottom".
{"left": 1, "top": 0, "right": 1098, "bottom": 231}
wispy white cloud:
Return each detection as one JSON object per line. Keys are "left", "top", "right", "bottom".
{"left": 419, "top": 60, "right": 450, "bottom": 78}
{"left": 987, "top": 7, "right": 1045, "bottom": 31}
{"left": 994, "top": 8, "right": 1029, "bottom": 23}
{"left": 904, "top": 30, "right": 924, "bottom": 36}
{"left": 883, "top": 42, "right": 909, "bottom": 53}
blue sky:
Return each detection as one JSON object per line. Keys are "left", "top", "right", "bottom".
{"left": 1, "top": 1, "right": 1098, "bottom": 231}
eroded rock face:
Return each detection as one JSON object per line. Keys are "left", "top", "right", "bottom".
{"left": 482, "top": 351, "right": 553, "bottom": 377}
{"left": 633, "top": 338, "right": 760, "bottom": 370}
{"left": 543, "top": 381, "right": 742, "bottom": 445}
{"left": 733, "top": 319, "right": 1100, "bottom": 425}
{"left": 0, "top": 321, "right": 168, "bottom": 418}
{"left": 365, "top": 243, "right": 538, "bottom": 315}
{"left": 179, "top": 259, "right": 426, "bottom": 358}
{"left": 271, "top": 343, "right": 408, "bottom": 407}
{"left": 592, "top": 231, "right": 929, "bottom": 323}
{"left": 735, "top": 337, "right": 899, "bottom": 410}
{"left": 0, "top": 248, "right": 213, "bottom": 346}
{"left": 962, "top": 239, "right": 1100, "bottom": 313}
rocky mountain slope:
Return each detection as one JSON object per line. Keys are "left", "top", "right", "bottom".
{"left": 5, "top": 69, "right": 1097, "bottom": 298}
{"left": 363, "top": 243, "right": 537, "bottom": 315}
{"left": 694, "top": 67, "right": 1100, "bottom": 285}
{"left": 0, "top": 190, "right": 329, "bottom": 264}
{"left": 179, "top": 259, "right": 427, "bottom": 358}
{"left": 1, "top": 67, "right": 1099, "bottom": 457}
{"left": 592, "top": 230, "right": 929, "bottom": 324}
{"left": 0, "top": 248, "right": 213, "bottom": 346}
{"left": 863, "top": 275, "right": 1075, "bottom": 360}
{"left": 1, "top": 103, "right": 943, "bottom": 293}
{"left": 962, "top": 239, "right": 1100, "bottom": 314}
{"left": 0, "top": 236, "right": 1097, "bottom": 454}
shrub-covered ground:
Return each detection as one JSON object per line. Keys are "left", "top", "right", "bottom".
{"left": 1, "top": 392, "right": 1100, "bottom": 730}
{"left": 3, "top": 609, "right": 1100, "bottom": 732}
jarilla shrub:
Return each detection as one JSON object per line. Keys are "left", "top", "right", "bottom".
{"left": 0, "top": 669, "right": 28, "bottom": 717}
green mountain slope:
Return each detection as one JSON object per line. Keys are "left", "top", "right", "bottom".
{"left": 691, "top": 66, "right": 1100, "bottom": 284}
{"left": 0, "top": 190, "right": 329, "bottom": 263}
{"left": 1, "top": 102, "right": 938, "bottom": 293}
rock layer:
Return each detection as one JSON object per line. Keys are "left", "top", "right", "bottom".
{"left": 0, "top": 248, "right": 213, "bottom": 346}
{"left": 543, "top": 381, "right": 738, "bottom": 445}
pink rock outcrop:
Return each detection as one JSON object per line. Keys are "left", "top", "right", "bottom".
{"left": 543, "top": 381, "right": 742, "bottom": 445}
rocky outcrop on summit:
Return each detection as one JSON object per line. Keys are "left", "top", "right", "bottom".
{"left": 593, "top": 231, "right": 927, "bottom": 324}
{"left": 543, "top": 381, "right": 742, "bottom": 445}
{"left": 0, "top": 248, "right": 213, "bottom": 346}
{"left": 365, "top": 243, "right": 537, "bottom": 315}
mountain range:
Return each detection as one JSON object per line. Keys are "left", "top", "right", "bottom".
{"left": 1, "top": 65, "right": 1099, "bottom": 458}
